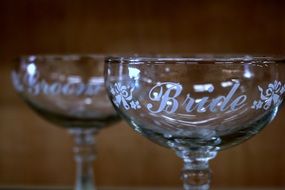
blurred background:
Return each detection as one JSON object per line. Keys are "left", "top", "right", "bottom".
{"left": 0, "top": 0, "right": 285, "bottom": 188}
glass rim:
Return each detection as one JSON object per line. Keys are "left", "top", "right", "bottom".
{"left": 105, "top": 54, "right": 285, "bottom": 64}
{"left": 17, "top": 54, "right": 105, "bottom": 62}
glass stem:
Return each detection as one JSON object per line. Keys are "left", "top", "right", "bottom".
{"left": 176, "top": 150, "right": 217, "bottom": 190}
{"left": 69, "top": 128, "right": 97, "bottom": 190}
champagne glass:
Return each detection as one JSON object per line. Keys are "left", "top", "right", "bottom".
{"left": 11, "top": 54, "right": 120, "bottom": 190}
{"left": 105, "top": 55, "right": 285, "bottom": 190}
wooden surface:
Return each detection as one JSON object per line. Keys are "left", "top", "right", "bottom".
{"left": 0, "top": 0, "right": 285, "bottom": 188}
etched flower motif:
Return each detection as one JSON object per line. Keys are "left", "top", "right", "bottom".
{"left": 110, "top": 82, "right": 141, "bottom": 110}
{"left": 11, "top": 71, "right": 23, "bottom": 92}
{"left": 251, "top": 100, "right": 263, "bottom": 109}
{"left": 280, "top": 85, "right": 285, "bottom": 94}
{"left": 252, "top": 80, "right": 285, "bottom": 110}
{"left": 130, "top": 100, "right": 141, "bottom": 110}
{"left": 110, "top": 87, "right": 116, "bottom": 96}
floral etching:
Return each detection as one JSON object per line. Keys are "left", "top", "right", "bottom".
{"left": 252, "top": 80, "right": 285, "bottom": 110}
{"left": 110, "top": 82, "right": 141, "bottom": 110}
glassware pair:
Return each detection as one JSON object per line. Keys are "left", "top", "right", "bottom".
{"left": 12, "top": 54, "right": 285, "bottom": 190}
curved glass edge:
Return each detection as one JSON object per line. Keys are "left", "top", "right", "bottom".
{"left": 105, "top": 54, "right": 285, "bottom": 64}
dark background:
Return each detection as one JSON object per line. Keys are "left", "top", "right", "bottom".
{"left": 0, "top": 0, "right": 285, "bottom": 188}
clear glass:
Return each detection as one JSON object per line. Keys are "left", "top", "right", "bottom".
{"left": 105, "top": 54, "right": 285, "bottom": 190}
{"left": 11, "top": 54, "right": 120, "bottom": 190}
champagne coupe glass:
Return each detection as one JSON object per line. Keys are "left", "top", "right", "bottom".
{"left": 11, "top": 55, "right": 120, "bottom": 190}
{"left": 105, "top": 55, "right": 285, "bottom": 190}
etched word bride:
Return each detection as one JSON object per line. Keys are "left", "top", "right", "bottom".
{"left": 110, "top": 80, "right": 285, "bottom": 113}
{"left": 147, "top": 82, "right": 246, "bottom": 113}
